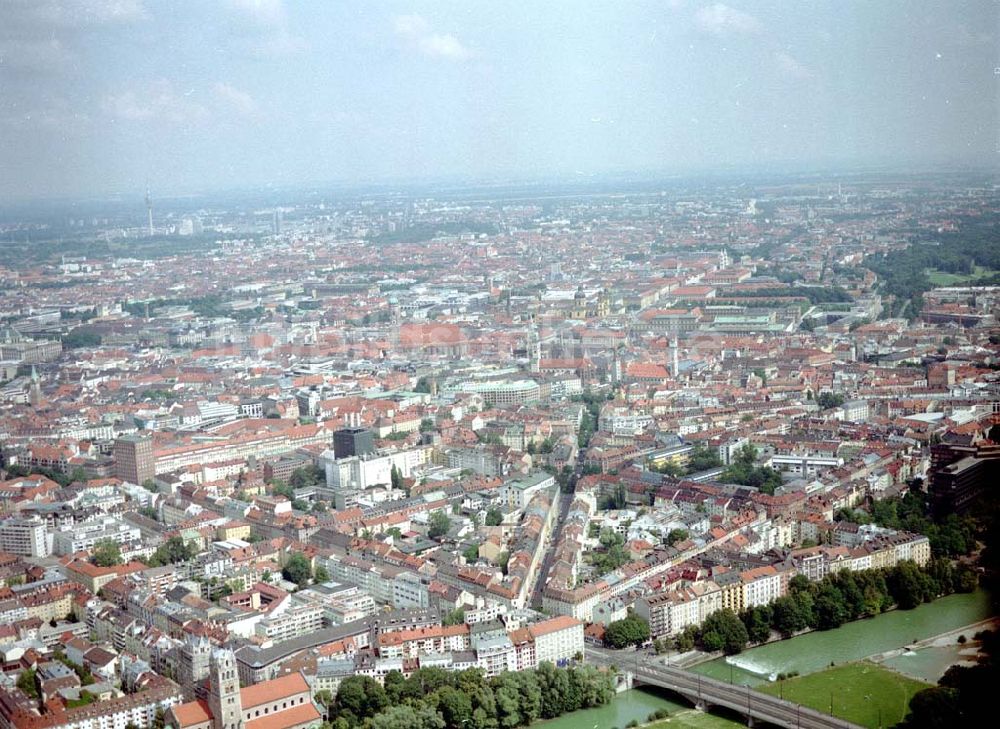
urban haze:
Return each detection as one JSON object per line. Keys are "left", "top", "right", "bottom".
{"left": 0, "top": 4, "right": 998, "bottom": 729}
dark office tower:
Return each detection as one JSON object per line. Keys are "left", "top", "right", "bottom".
{"left": 114, "top": 433, "right": 155, "bottom": 485}
{"left": 929, "top": 442, "right": 1000, "bottom": 516}
{"left": 333, "top": 427, "right": 375, "bottom": 459}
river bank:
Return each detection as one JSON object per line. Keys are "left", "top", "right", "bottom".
{"left": 875, "top": 616, "right": 1000, "bottom": 682}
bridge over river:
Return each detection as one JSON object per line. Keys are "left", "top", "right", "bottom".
{"left": 586, "top": 647, "right": 863, "bottom": 729}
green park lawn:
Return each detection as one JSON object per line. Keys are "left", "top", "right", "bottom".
{"left": 757, "top": 662, "right": 929, "bottom": 728}
{"left": 925, "top": 266, "right": 995, "bottom": 286}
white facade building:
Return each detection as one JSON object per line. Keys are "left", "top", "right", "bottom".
{"left": 254, "top": 604, "right": 324, "bottom": 643}
{"left": 0, "top": 516, "right": 50, "bottom": 557}
{"left": 53, "top": 516, "right": 141, "bottom": 556}
{"left": 741, "top": 567, "right": 784, "bottom": 608}
{"left": 528, "top": 616, "right": 584, "bottom": 665}
{"left": 499, "top": 472, "right": 555, "bottom": 509}
{"left": 322, "top": 446, "right": 432, "bottom": 491}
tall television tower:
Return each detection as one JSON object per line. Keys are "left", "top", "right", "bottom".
{"left": 145, "top": 185, "right": 154, "bottom": 236}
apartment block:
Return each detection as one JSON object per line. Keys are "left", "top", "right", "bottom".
{"left": 0, "top": 515, "right": 50, "bottom": 557}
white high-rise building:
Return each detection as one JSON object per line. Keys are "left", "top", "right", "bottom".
{"left": 0, "top": 516, "right": 50, "bottom": 557}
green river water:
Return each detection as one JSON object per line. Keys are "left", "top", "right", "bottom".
{"left": 538, "top": 589, "right": 995, "bottom": 728}
{"left": 535, "top": 688, "right": 692, "bottom": 729}
{"left": 692, "top": 589, "right": 995, "bottom": 686}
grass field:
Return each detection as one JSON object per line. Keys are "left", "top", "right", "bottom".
{"left": 925, "top": 266, "right": 995, "bottom": 286}
{"left": 648, "top": 710, "right": 743, "bottom": 729}
{"left": 757, "top": 662, "right": 929, "bottom": 728}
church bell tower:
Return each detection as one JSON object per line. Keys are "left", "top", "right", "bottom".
{"left": 207, "top": 649, "right": 243, "bottom": 729}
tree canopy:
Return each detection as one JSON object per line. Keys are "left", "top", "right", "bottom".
{"left": 390, "top": 464, "right": 404, "bottom": 491}
{"left": 330, "top": 664, "right": 613, "bottom": 729}
{"left": 91, "top": 539, "right": 123, "bottom": 567}
{"left": 146, "top": 536, "right": 198, "bottom": 566}
{"left": 817, "top": 391, "right": 845, "bottom": 410}
{"left": 665, "top": 528, "right": 689, "bottom": 547}
{"left": 590, "top": 528, "right": 629, "bottom": 574}
{"left": 282, "top": 552, "right": 312, "bottom": 587}
{"left": 869, "top": 491, "right": 977, "bottom": 558}
{"left": 429, "top": 511, "right": 452, "bottom": 539}
{"left": 289, "top": 464, "right": 324, "bottom": 488}
{"left": 729, "top": 559, "right": 977, "bottom": 647}
{"left": 699, "top": 609, "right": 748, "bottom": 655}
{"left": 719, "top": 443, "right": 783, "bottom": 495}
{"left": 604, "top": 615, "right": 651, "bottom": 649}
{"left": 686, "top": 444, "right": 723, "bottom": 473}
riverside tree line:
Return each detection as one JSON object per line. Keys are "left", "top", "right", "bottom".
{"left": 318, "top": 663, "right": 615, "bottom": 729}
{"left": 606, "top": 558, "right": 978, "bottom": 656}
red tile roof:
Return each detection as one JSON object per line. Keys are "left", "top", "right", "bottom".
{"left": 171, "top": 699, "right": 211, "bottom": 728}
{"left": 527, "top": 615, "right": 581, "bottom": 637}
{"left": 240, "top": 672, "right": 310, "bottom": 709}
{"left": 244, "top": 703, "right": 321, "bottom": 729}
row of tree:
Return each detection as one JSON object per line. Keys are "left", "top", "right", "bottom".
{"left": 733, "top": 562, "right": 977, "bottom": 654}
{"left": 2, "top": 462, "right": 86, "bottom": 488}
{"left": 323, "top": 663, "right": 614, "bottom": 729}
{"left": 646, "top": 561, "right": 979, "bottom": 658}
{"left": 733, "top": 285, "right": 854, "bottom": 305}
{"left": 122, "top": 294, "right": 266, "bottom": 322}
{"left": 573, "top": 389, "right": 612, "bottom": 448}
{"left": 62, "top": 327, "right": 102, "bottom": 349}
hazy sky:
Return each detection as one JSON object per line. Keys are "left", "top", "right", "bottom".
{"left": 1, "top": 0, "right": 997, "bottom": 200}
